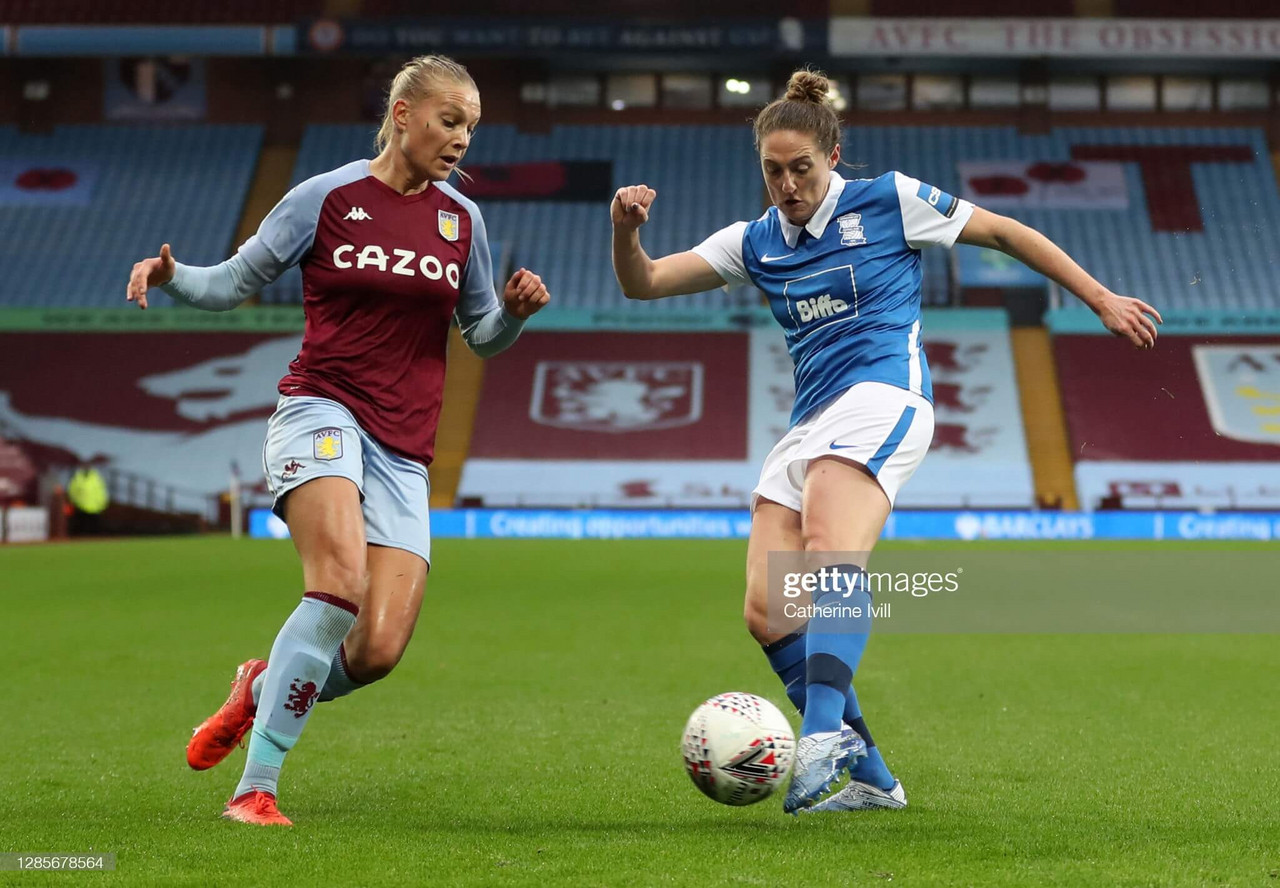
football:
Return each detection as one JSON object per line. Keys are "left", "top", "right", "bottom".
{"left": 680, "top": 692, "right": 796, "bottom": 806}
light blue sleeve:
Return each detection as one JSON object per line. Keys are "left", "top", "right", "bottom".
{"left": 435, "top": 181, "right": 527, "bottom": 358}
{"left": 237, "top": 159, "right": 369, "bottom": 281}
{"left": 459, "top": 307, "right": 526, "bottom": 358}
{"left": 157, "top": 159, "right": 370, "bottom": 312}
{"left": 159, "top": 255, "right": 270, "bottom": 312}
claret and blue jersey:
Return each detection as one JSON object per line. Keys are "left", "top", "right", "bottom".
{"left": 693, "top": 170, "right": 974, "bottom": 427}
{"left": 235, "top": 159, "right": 503, "bottom": 465}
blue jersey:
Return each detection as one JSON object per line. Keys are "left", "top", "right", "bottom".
{"left": 693, "top": 171, "right": 973, "bottom": 426}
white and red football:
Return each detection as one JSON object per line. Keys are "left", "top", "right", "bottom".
{"left": 680, "top": 692, "right": 796, "bottom": 806}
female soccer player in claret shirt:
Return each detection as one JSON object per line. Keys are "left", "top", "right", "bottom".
{"left": 126, "top": 55, "right": 550, "bottom": 826}
{"left": 611, "top": 69, "right": 1160, "bottom": 815}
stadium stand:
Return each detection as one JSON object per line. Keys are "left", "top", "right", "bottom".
{"left": 261, "top": 123, "right": 765, "bottom": 311}
{"left": 1113, "top": 0, "right": 1272, "bottom": 15}
{"left": 0, "top": 0, "right": 319, "bottom": 23}
{"left": 869, "top": 0, "right": 1073, "bottom": 14}
{"left": 5, "top": 122, "right": 1273, "bottom": 312}
{"left": 843, "top": 125, "right": 1280, "bottom": 312}
{"left": 263, "top": 123, "right": 1280, "bottom": 312}
{"left": 0, "top": 124, "right": 263, "bottom": 307}
{"left": 361, "top": 0, "right": 828, "bottom": 18}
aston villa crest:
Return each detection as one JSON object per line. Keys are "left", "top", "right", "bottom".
{"left": 313, "top": 428, "right": 343, "bottom": 461}
{"left": 1193, "top": 344, "right": 1280, "bottom": 444}
{"left": 530, "top": 361, "right": 703, "bottom": 432}
{"left": 438, "top": 210, "right": 459, "bottom": 242}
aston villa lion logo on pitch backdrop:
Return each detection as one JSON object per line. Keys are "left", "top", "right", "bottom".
{"left": 1193, "top": 344, "right": 1280, "bottom": 445}
{"left": 438, "top": 210, "right": 459, "bottom": 242}
{"left": 530, "top": 361, "right": 703, "bottom": 432}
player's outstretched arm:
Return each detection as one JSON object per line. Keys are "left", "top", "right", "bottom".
{"left": 958, "top": 207, "right": 1162, "bottom": 349}
{"left": 126, "top": 242, "right": 271, "bottom": 313}
{"left": 126, "top": 243, "right": 176, "bottom": 310}
{"left": 611, "top": 184, "right": 727, "bottom": 300}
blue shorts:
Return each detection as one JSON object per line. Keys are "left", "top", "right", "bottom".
{"left": 262, "top": 395, "right": 431, "bottom": 565}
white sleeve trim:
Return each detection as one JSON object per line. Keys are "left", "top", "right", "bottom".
{"left": 690, "top": 221, "right": 750, "bottom": 287}
{"left": 893, "top": 171, "right": 975, "bottom": 250}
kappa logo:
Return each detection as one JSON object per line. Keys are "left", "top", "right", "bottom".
{"left": 438, "top": 210, "right": 460, "bottom": 242}
{"left": 837, "top": 212, "right": 867, "bottom": 247}
{"left": 313, "top": 428, "right": 342, "bottom": 461}
{"left": 343, "top": 207, "right": 372, "bottom": 221}
{"left": 281, "top": 459, "right": 304, "bottom": 480}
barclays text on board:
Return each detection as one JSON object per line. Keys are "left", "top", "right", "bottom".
{"left": 248, "top": 509, "right": 1280, "bottom": 542}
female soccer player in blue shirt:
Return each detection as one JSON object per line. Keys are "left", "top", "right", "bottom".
{"left": 611, "top": 69, "right": 1160, "bottom": 813}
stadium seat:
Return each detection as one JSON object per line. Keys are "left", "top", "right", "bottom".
{"left": 263, "top": 123, "right": 767, "bottom": 311}
{"left": 0, "top": 124, "right": 263, "bottom": 308}
{"left": 840, "top": 124, "right": 1280, "bottom": 312}
{"left": 17, "top": 120, "right": 1268, "bottom": 313}
{"left": 272, "top": 123, "right": 1280, "bottom": 312}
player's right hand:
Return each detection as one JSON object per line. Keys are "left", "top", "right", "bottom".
{"left": 611, "top": 185, "right": 656, "bottom": 231}
{"left": 126, "top": 243, "right": 176, "bottom": 310}
{"left": 1095, "top": 290, "right": 1162, "bottom": 349}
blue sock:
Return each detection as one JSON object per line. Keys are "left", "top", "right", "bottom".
{"left": 762, "top": 628, "right": 808, "bottom": 713}
{"left": 252, "top": 642, "right": 369, "bottom": 706}
{"left": 800, "top": 564, "right": 871, "bottom": 737}
{"left": 844, "top": 685, "right": 896, "bottom": 790}
{"left": 763, "top": 613, "right": 894, "bottom": 788}
{"left": 234, "top": 592, "right": 357, "bottom": 799}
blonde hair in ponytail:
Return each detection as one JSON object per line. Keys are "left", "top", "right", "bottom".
{"left": 375, "top": 54, "right": 476, "bottom": 153}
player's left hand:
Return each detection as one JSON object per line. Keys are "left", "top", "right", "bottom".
{"left": 1095, "top": 291, "right": 1162, "bottom": 349}
{"left": 502, "top": 267, "right": 550, "bottom": 320}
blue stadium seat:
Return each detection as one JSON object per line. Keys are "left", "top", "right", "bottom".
{"left": 0, "top": 124, "right": 263, "bottom": 307}
{"left": 262, "top": 123, "right": 766, "bottom": 311}
{"left": 841, "top": 124, "right": 1280, "bottom": 312}
{"left": 5, "top": 122, "right": 1276, "bottom": 313}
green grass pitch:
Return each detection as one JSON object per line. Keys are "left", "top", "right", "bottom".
{"left": 3, "top": 537, "right": 1278, "bottom": 886}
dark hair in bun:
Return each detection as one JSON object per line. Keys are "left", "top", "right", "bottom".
{"left": 753, "top": 68, "right": 842, "bottom": 157}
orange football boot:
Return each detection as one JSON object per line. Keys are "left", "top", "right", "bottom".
{"left": 186, "top": 659, "right": 267, "bottom": 771}
{"left": 221, "top": 790, "right": 292, "bottom": 826}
